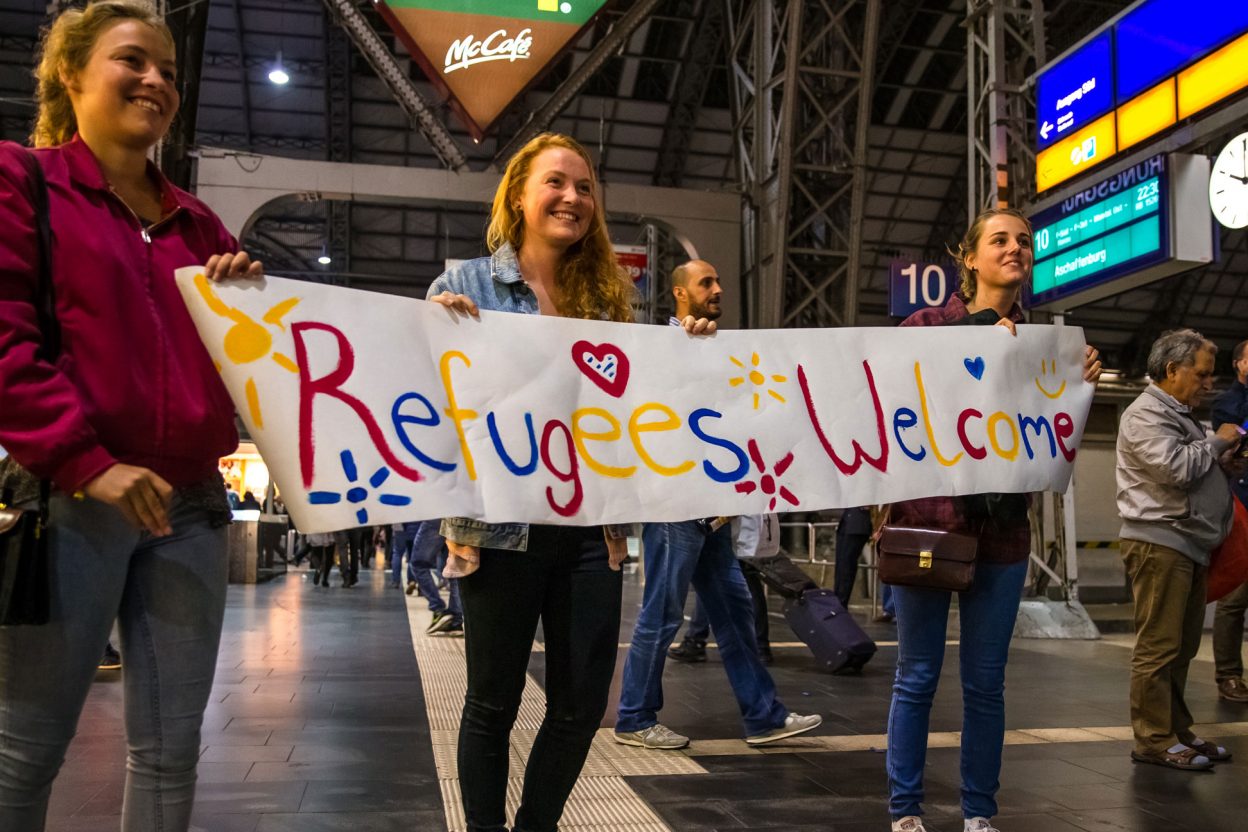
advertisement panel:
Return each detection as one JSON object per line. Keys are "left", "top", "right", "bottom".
{"left": 376, "top": 0, "right": 609, "bottom": 139}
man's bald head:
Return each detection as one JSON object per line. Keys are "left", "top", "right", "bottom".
{"left": 671, "top": 259, "right": 722, "bottom": 321}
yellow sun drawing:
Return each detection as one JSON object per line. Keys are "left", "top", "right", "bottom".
{"left": 728, "top": 352, "right": 788, "bottom": 410}
{"left": 194, "top": 273, "right": 300, "bottom": 429}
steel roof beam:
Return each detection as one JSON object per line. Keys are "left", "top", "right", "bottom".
{"left": 320, "top": 0, "right": 468, "bottom": 172}
{"left": 493, "top": 0, "right": 664, "bottom": 168}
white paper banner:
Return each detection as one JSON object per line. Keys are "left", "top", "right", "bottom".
{"left": 176, "top": 269, "right": 1093, "bottom": 534}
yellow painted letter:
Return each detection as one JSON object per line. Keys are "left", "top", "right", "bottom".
{"left": 914, "top": 362, "right": 963, "bottom": 467}
{"left": 439, "top": 351, "right": 479, "bottom": 480}
{"left": 987, "top": 411, "right": 1020, "bottom": 461}
{"left": 628, "top": 403, "right": 695, "bottom": 476}
{"left": 572, "top": 408, "right": 636, "bottom": 478}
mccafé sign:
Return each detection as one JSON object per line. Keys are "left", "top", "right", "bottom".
{"left": 376, "top": 0, "right": 609, "bottom": 140}
{"left": 444, "top": 27, "right": 533, "bottom": 73}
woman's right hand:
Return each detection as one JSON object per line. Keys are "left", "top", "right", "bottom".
{"left": 993, "top": 317, "right": 1018, "bottom": 336}
{"left": 429, "top": 292, "right": 480, "bottom": 319}
{"left": 83, "top": 463, "right": 174, "bottom": 536}
{"left": 443, "top": 539, "right": 481, "bottom": 578}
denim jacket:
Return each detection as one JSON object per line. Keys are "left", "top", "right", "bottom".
{"left": 426, "top": 244, "right": 636, "bottom": 551}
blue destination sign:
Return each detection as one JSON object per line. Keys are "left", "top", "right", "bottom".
{"left": 1029, "top": 156, "right": 1170, "bottom": 307}
{"left": 1116, "top": 0, "right": 1248, "bottom": 102}
{"left": 1036, "top": 32, "right": 1113, "bottom": 150}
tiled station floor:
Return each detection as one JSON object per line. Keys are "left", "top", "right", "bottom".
{"left": 44, "top": 552, "right": 1248, "bottom": 832}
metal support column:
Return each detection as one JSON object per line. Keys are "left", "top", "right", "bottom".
{"left": 325, "top": 11, "right": 353, "bottom": 276}
{"left": 158, "top": 0, "right": 209, "bottom": 189}
{"left": 966, "top": 0, "right": 1045, "bottom": 220}
{"left": 726, "top": 0, "right": 880, "bottom": 329}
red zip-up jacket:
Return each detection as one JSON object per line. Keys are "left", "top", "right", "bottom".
{"left": 0, "top": 136, "right": 239, "bottom": 493}
{"left": 889, "top": 293, "right": 1032, "bottom": 563}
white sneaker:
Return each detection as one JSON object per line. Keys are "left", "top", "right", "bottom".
{"left": 892, "top": 817, "right": 926, "bottom": 832}
{"left": 745, "top": 712, "right": 822, "bottom": 745}
{"left": 613, "top": 723, "right": 690, "bottom": 750}
{"left": 965, "top": 818, "right": 1000, "bottom": 832}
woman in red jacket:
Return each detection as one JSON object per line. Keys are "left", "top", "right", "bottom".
{"left": 884, "top": 209, "right": 1102, "bottom": 832}
{"left": 0, "top": 2, "right": 259, "bottom": 829}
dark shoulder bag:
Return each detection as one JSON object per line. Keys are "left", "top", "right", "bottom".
{"left": 0, "top": 150, "right": 59, "bottom": 626}
{"left": 877, "top": 525, "right": 978, "bottom": 592}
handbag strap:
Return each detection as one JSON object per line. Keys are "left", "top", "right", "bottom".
{"left": 16, "top": 149, "right": 58, "bottom": 524}
{"left": 16, "top": 150, "right": 60, "bottom": 363}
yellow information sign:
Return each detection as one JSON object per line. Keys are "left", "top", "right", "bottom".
{"left": 1035, "top": 113, "right": 1117, "bottom": 193}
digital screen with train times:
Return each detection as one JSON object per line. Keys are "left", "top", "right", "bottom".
{"left": 1029, "top": 156, "right": 1169, "bottom": 308}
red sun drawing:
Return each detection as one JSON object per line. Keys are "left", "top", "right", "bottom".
{"left": 734, "top": 439, "right": 800, "bottom": 510}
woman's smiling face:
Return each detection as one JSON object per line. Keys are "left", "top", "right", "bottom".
{"left": 518, "top": 147, "right": 594, "bottom": 251}
{"left": 966, "top": 213, "right": 1034, "bottom": 292}
{"left": 65, "top": 20, "right": 178, "bottom": 150}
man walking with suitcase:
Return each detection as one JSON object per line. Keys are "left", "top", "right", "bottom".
{"left": 613, "top": 260, "right": 821, "bottom": 751}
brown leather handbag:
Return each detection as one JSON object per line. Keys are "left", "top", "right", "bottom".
{"left": 877, "top": 526, "right": 978, "bottom": 592}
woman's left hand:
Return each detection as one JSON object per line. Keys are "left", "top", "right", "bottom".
{"left": 994, "top": 318, "right": 1017, "bottom": 336}
{"left": 204, "top": 251, "right": 264, "bottom": 282}
{"left": 1083, "top": 345, "right": 1103, "bottom": 385}
{"left": 681, "top": 315, "right": 717, "bottom": 336}
{"left": 604, "top": 531, "right": 629, "bottom": 571}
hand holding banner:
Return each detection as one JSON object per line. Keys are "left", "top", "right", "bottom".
{"left": 176, "top": 269, "right": 1093, "bottom": 534}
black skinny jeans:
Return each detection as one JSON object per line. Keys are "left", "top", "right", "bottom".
{"left": 458, "top": 524, "right": 623, "bottom": 832}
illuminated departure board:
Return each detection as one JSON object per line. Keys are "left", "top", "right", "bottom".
{"left": 1028, "top": 153, "right": 1215, "bottom": 311}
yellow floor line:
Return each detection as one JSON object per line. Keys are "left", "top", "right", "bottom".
{"left": 405, "top": 593, "right": 705, "bottom": 832}
{"left": 683, "top": 720, "right": 1248, "bottom": 757}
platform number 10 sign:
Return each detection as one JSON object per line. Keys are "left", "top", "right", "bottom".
{"left": 889, "top": 259, "right": 955, "bottom": 317}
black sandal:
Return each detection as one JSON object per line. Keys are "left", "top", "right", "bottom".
{"left": 1131, "top": 748, "right": 1215, "bottom": 771}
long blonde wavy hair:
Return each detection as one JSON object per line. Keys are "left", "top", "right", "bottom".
{"left": 486, "top": 133, "right": 635, "bottom": 323}
{"left": 31, "top": 0, "right": 173, "bottom": 148}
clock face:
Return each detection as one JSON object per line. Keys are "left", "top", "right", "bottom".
{"left": 1210, "top": 131, "right": 1248, "bottom": 230}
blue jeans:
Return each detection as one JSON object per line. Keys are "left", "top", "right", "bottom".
{"left": 616, "top": 521, "right": 787, "bottom": 737}
{"left": 0, "top": 494, "right": 228, "bottom": 831}
{"left": 390, "top": 524, "right": 417, "bottom": 586}
{"left": 684, "top": 559, "right": 769, "bottom": 648}
{"left": 411, "top": 519, "right": 461, "bottom": 621}
{"left": 886, "top": 559, "right": 1027, "bottom": 821}
{"left": 882, "top": 583, "right": 896, "bottom": 617}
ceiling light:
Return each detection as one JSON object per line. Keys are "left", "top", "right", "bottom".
{"left": 317, "top": 253, "right": 332, "bottom": 265}
{"left": 268, "top": 51, "right": 290, "bottom": 85}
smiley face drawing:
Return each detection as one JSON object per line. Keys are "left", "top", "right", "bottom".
{"left": 1034, "top": 358, "right": 1067, "bottom": 399}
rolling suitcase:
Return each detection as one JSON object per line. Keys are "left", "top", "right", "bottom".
{"left": 784, "top": 589, "right": 876, "bottom": 673}
{"left": 752, "top": 553, "right": 818, "bottom": 600}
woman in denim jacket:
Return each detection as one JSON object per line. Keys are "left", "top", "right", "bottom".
{"left": 427, "top": 133, "right": 714, "bottom": 832}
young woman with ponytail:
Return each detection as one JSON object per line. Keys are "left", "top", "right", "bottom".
{"left": 0, "top": 2, "right": 260, "bottom": 828}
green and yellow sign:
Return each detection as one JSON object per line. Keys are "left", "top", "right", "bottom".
{"left": 376, "top": 0, "right": 610, "bottom": 140}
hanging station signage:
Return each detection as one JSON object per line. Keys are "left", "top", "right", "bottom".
{"left": 375, "top": 0, "right": 610, "bottom": 140}
{"left": 1033, "top": 0, "right": 1248, "bottom": 192}
{"left": 1027, "top": 154, "right": 1215, "bottom": 311}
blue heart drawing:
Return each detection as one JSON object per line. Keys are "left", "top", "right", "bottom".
{"left": 964, "top": 357, "right": 986, "bottom": 380}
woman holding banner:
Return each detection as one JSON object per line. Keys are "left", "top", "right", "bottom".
{"left": 427, "top": 133, "right": 712, "bottom": 832}
{"left": 0, "top": 2, "right": 260, "bottom": 828}
{"left": 884, "top": 208, "right": 1102, "bottom": 832}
